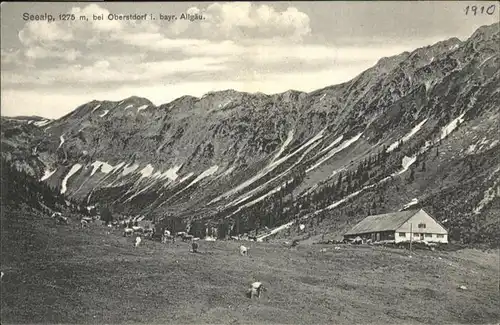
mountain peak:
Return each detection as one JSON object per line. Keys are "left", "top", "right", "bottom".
{"left": 464, "top": 22, "right": 499, "bottom": 53}
{"left": 470, "top": 22, "right": 500, "bottom": 41}
{"left": 121, "top": 96, "right": 153, "bottom": 106}
{"left": 374, "top": 52, "right": 410, "bottom": 73}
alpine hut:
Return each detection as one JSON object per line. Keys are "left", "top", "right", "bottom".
{"left": 343, "top": 209, "right": 448, "bottom": 244}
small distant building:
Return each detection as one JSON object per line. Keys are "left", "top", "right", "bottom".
{"left": 343, "top": 209, "right": 448, "bottom": 244}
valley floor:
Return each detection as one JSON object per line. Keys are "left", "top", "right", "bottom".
{"left": 1, "top": 210, "right": 499, "bottom": 325}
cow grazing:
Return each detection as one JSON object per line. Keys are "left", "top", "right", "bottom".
{"left": 80, "top": 219, "right": 89, "bottom": 228}
{"left": 56, "top": 215, "right": 69, "bottom": 225}
{"left": 51, "top": 212, "right": 62, "bottom": 218}
{"left": 191, "top": 241, "right": 199, "bottom": 253}
{"left": 82, "top": 217, "right": 93, "bottom": 224}
{"left": 1, "top": 271, "right": 4, "bottom": 280}
{"left": 176, "top": 231, "right": 187, "bottom": 238}
{"left": 124, "top": 228, "right": 134, "bottom": 237}
{"left": 132, "top": 226, "right": 144, "bottom": 234}
{"left": 239, "top": 245, "right": 248, "bottom": 256}
{"left": 134, "top": 236, "right": 142, "bottom": 248}
{"left": 246, "top": 282, "right": 266, "bottom": 299}
{"left": 143, "top": 228, "right": 154, "bottom": 237}
{"left": 161, "top": 231, "right": 174, "bottom": 243}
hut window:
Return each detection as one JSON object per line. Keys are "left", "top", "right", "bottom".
{"left": 437, "top": 234, "right": 444, "bottom": 238}
{"left": 425, "top": 233, "right": 432, "bottom": 238}
{"left": 399, "top": 232, "right": 406, "bottom": 237}
{"left": 418, "top": 223, "right": 426, "bottom": 229}
{"left": 413, "top": 233, "right": 419, "bottom": 237}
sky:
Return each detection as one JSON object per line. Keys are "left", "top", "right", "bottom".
{"left": 1, "top": 1, "right": 498, "bottom": 119}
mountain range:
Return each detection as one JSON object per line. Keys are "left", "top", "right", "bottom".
{"left": 2, "top": 22, "right": 499, "bottom": 245}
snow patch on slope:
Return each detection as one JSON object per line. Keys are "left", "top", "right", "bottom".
{"left": 440, "top": 112, "right": 466, "bottom": 140}
{"left": 99, "top": 110, "right": 109, "bottom": 117}
{"left": 90, "top": 161, "right": 115, "bottom": 176}
{"left": 257, "top": 220, "right": 295, "bottom": 242}
{"left": 183, "top": 165, "right": 219, "bottom": 191}
{"left": 40, "top": 168, "right": 57, "bottom": 181}
{"left": 394, "top": 156, "right": 417, "bottom": 176}
{"left": 473, "top": 181, "right": 500, "bottom": 215}
{"left": 137, "top": 105, "right": 148, "bottom": 112}
{"left": 91, "top": 104, "right": 101, "bottom": 112}
{"left": 318, "top": 135, "right": 344, "bottom": 156}
{"left": 61, "top": 164, "right": 82, "bottom": 194}
{"left": 57, "top": 135, "right": 65, "bottom": 149}
{"left": 220, "top": 166, "right": 235, "bottom": 178}
{"left": 400, "top": 198, "right": 419, "bottom": 211}
{"left": 218, "top": 100, "right": 232, "bottom": 109}
{"left": 387, "top": 119, "right": 428, "bottom": 153}
{"left": 177, "top": 172, "right": 194, "bottom": 184}
{"left": 34, "top": 120, "right": 51, "bottom": 127}
{"left": 466, "top": 144, "right": 477, "bottom": 154}
{"left": 272, "top": 130, "right": 294, "bottom": 161}
{"left": 161, "top": 165, "right": 182, "bottom": 181}
{"left": 479, "top": 55, "right": 494, "bottom": 68}
{"left": 424, "top": 79, "right": 436, "bottom": 92}
{"left": 139, "top": 164, "right": 154, "bottom": 178}
{"left": 306, "top": 133, "right": 362, "bottom": 173}
{"left": 122, "top": 163, "right": 140, "bottom": 176}
{"left": 112, "top": 162, "right": 126, "bottom": 173}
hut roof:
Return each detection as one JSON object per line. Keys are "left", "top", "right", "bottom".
{"left": 345, "top": 209, "right": 420, "bottom": 235}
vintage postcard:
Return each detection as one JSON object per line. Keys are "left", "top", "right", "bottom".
{"left": 1, "top": 1, "right": 499, "bottom": 324}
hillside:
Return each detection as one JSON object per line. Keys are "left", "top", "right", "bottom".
{"left": 1, "top": 22, "right": 499, "bottom": 245}
{"left": 0, "top": 157, "right": 80, "bottom": 216}
{"left": 1, "top": 210, "right": 499, "bottom": 324}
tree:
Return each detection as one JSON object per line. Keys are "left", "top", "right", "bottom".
{"left": 100, "top": 206, "right": 113, "bottom": 225}
{"left": 235, "top": 215, "right": 241, "bottom": 235}
{"left": 407, "top": 168, "right": 415, "bottom": 183}
{"left": 189, "top": 219, "right": 205, "bottom": 238}
{"left": 420, "top": 161, "right": 426, "bottom": 172}
{"left": 361, "top": 170, "right": 369, "bottom": 184}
